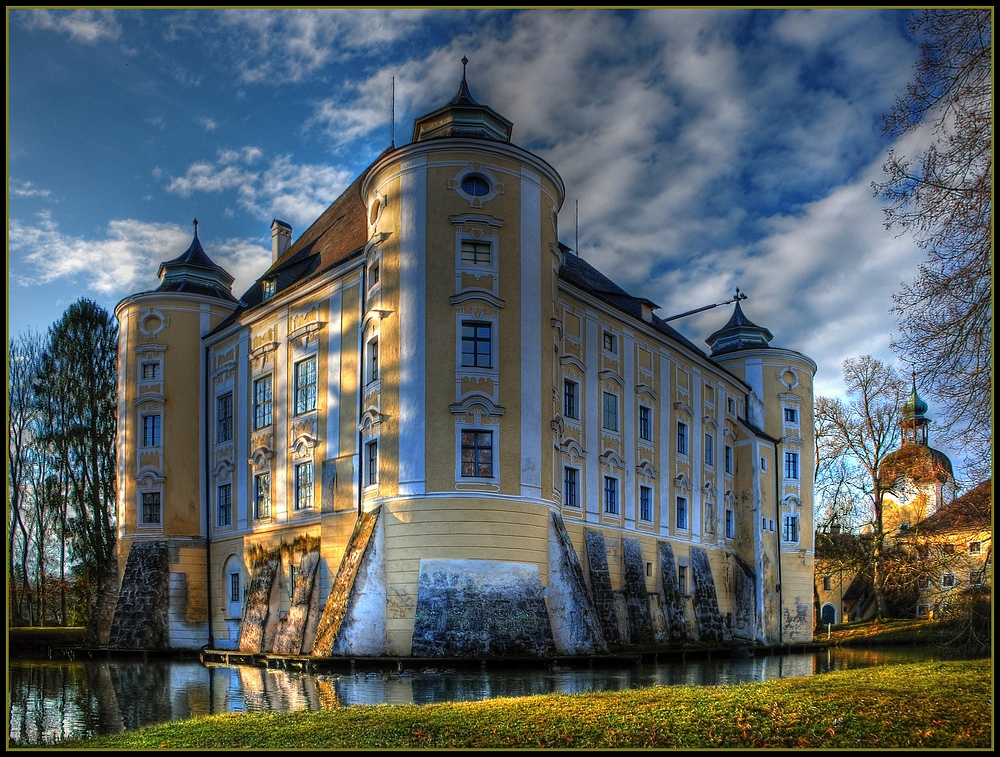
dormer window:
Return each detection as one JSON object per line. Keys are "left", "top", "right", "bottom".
{"left": 262, "top": 279, "right": 276, "bottom": 300}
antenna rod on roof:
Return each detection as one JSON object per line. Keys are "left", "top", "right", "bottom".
{"left": 662, "top": 287, "right": 747, "bottom": 322}
{"left": 575, "top": 199, "right": 579, "bottom": 256}
{"left": 390, "top": 76, "right": 395, "bottom": 149}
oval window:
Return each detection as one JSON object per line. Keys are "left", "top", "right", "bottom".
{"left": 461, "top": 174, "right": 490, "bottom": 197}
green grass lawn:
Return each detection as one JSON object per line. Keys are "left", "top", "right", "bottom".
{"left": 59, "top": 659, "right": 991, "bottom": 749}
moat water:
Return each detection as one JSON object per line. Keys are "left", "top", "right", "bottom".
{"left": 8, "top": 645, "right": 975, "bottom": 746}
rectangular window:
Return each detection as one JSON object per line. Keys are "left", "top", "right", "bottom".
{"left": 725, "top": 508, "right": 734, "bottom": 538}
{"left": 784, "top": 451, "right": 800, "bottom": 480}
{"left": 602, "top": 392, "right": 619, "bottom": 431}
{"left": 727, "top": 397, "right": 736, "bottom": 415}
{"left": 639, "top": 485, "right": 653, "bottom": 522}
{"left": 968, "top": 571, "right": 984, "bottom": 586}
{"left": 704, "top": 433, "right": 715, "bottom": 466}
{"left": 822, "top": 575, "right": 831, "bottom": 591}
{"left": 461, "top": 239, "right": 492, "bottom": 265}
{"left": 676, "top": 496, "right": 688, "bottom": 530}
{"left": 564, "top": 380, "right": 579, "bottom": 420}
{"left": 142, "top": 414, "right": 161, "bottom": 447}
{"left": 677, "top": 565, "right": 688, "bottom": 596}
{"left": 254, "top": 375, "right": 273, "bottom": 429}
{"left": 253, "top": 473, "right": 271, "bottom": 519}
{"left": 603, "top": 331, "right": 617, "bottom": 353}
{"left": 676, "top": 421, "right": 688, "bottom": 455}
{"left": 784, "top": 407, "right": 798, "bottom": 424}
{"left": 603, "top": 476, "right": 619, "bottom": 515}
{"left": 461, "top": 321, "right": 492, "bottom": 368}
{"left": 725, "top": 445, "right": 734, "bottom": 474}
{"left": 295, "top": 462, "right": 314, "bottom": 510}
{"left": 141, "top": 492, "right": 161, "bottom": 524}
{"left": 262, "top": 279, "right": 276, "bottom": 300}
{"left": 761, "top": 457, "right": 768, "bottom": 471}
{"left": 941, "top": 573, "right": 956, "bottom": 589}
{"left": 366, "top": 440, "right": 379, "bottom": 486}
{"left": 639, "top": 406, "right": 652, "bottom": 441}
{"left": 230, "top": 572, "right": 241, "bottom": 603}
{"left": 563, "top": 466, "right": 579, "bottom": 507}
{"left": 141, "top": 362, "right": 159, "bottom": 380}
{"left": 294, "top": 358, "right": 317, "bottom": 414}
{"left": 216, "top": 392, "right": 233, "bottom": 444}
{"left": 461, "top": 430, "right": 493, "bottom": 478}
{"left": 217, "top": 483, "right": 232, "bottom": 527}
{"left": 968, "top": 541, "right": 982, "bottom": 555}
{"left": 783, "top": 514, "right": 799, "bottom": 542}
{"left": 368, "top": 338, "right": 379, "bottom": 384}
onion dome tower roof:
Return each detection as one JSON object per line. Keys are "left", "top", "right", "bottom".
{"left": 412, "top": 56, "right": 513, "bottom": 144}
{"left": 705, "top": 295, "right": 773, "bottom": 356}
{"left": 155, "top": 220, "right": 237, "bottom": 302}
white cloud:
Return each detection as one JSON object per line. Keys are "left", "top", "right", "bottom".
{"left": 16, "top": 9, "right": 122, "bottom": 44}
{"left": 9, "top": 180, "right": 52, "bottom": 199}
{"left": 199, "top": 117, "right": 218, "bottom": 132}
{"left": 9, "top": 214, "right": 269, "bottom": 303}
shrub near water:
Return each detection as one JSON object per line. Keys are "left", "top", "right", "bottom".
{"left": 62, "top": 659, "right": 991, "bottom": 750}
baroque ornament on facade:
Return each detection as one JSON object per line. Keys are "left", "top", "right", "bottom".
{"left": 113, "top": 62, "right": 817, "bottom": 656}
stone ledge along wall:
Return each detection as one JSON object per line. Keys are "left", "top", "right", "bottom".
{"left": 546, "top": 511, "right": 608, "bottom": 655}
{"left": 311, "top": 506, "right": 382, "bottom": 657}
{"left": 238, "top": 549, "right": 281, "bottom": 653}
{"left": 109, "top": 541, "right": 170, "bottom": 649}
{"left": 657, "top": 541, "right": 690, "bottom": 642}
{"left": 621, "top": 536, "right": 655, "bottom": 645}
{"left": 410, "top": 559, "right": 556, "bottom": 658}
{"left": 584, "top": 528, "right": 624, "bottom": 644}
{"left": 690, "top": 546, "right": 727, "bottom": 641}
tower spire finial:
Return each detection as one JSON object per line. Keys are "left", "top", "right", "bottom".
{"left": 193, "top": 218, "right": 199, "bottom": 238}
{"left": 461, "top": 55, "right": 468, "bottom": 83}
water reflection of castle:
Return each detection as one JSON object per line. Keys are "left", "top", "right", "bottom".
{"left": 110, "top": 61, "right": 816, "bottom": 657}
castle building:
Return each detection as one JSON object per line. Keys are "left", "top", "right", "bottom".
{"left": 112, "top": 64, "right": 816, "bottom": 656}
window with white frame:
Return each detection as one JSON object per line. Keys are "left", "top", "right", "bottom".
{"left": 365, "top": 440, "right": 379, "bottom": 486}
{"left": 676, "top": 496, "right": 688, "bottom": 530}
{"left": 916, "top": 604, "right": 931, "bottom": 619}
{"left": 727, "top": 397, "right": 736, "bottom": 415}
{"left": 602, "top": 331, "right": 617, "bottom": 354}
{"left": 676, "top": 421, "right": 688, "bottom": 455}
{"left": 262, "top": 279, "right": 276, "bottom": 300}
{"left": 253, "top": 472, "right": 271, "bottom": 519}
{"left": 216, "top": 392, "right": 233, "bottom": 444}
{"left": 784, "top": 451, "right": 800, "bottom": 480}
{"left": 725, "top": 444, "right": 734, "bottom": 474}
{"left": 639, "top": 485, "right": 653, "bottom": 522}
{"left": 968, "top": 571, "right": 984, "bottom": 586}
{"left": 602, "top": 392, "right": 619, "bottom": 431}
{"left": 603, "top": 476, "right": 619, "bottom": 515}
{"left": 295, "top": 462, "right": 314, "bottom": 510}
{"left": 141, "top": 361, "right": 160, "bottom": 380}
{"left": 461, "top": 430, "right": 494, "bottom": 478}
{"left": 142, "top": 414, "right": 161, "bottom": 447}
{"left": 941, "top": 573, "right": 956, "bottom": 589}
{"left": 969, "top": 541, "right": 982, "bottom": 555}
{"left": 784, "top": 407, "right": 798, "bottom": 424}
{"left": 704, "top": 433, "right": 715, "bottom": 466}
{"left": 564, "top": 379, "right": 579, "bottom": 420}
{"left": 294, "top": 357, "right": 317, "bottom": 414}
{"left": 639, "top": 405, "right": 652, "bottom": 442}
{"left": 230, "top": 571, "right": 241, "bottom": 603}
{"left": 254, "top": 375, "right": 273, "bottom": 429}
{"left": 141, "top": 492, "right": 161, "bottom": 525}
{"left": 367, "top": 337, "right": 379, "bottom": 384}
{"left": 783, "top": 514, "right": 799, "bottom": 542}
{"left": 217, "top": 483, "right": 232, "bottom": 527}
{"left": 563, "top": 466, "right": 579, "bottom": 507}
{"left": 725, "top": 508, "right": 734, "bottom": 538}
{"left": 461, "top": 321, "right": 492, "bottom": 368}
{"left": 461, "top": 239, "right": 492, "bottom": 265}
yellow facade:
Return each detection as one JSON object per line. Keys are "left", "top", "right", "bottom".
{"left": 113, "top": 72, "right": 816, "bottom": 654}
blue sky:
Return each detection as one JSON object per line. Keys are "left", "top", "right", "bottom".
{"left": 8, "top": 9, "right": 940, "bottom": 418}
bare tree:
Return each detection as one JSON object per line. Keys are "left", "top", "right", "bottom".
{"left": 814, "top": 356, "right": 909, "bottom": 618}
{"left": 873, "top": 9, "right": 992, "bottom": 482}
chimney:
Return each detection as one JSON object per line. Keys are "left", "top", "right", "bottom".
{"left": 271, "top": 219, "right": 292, "bottom": 263}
